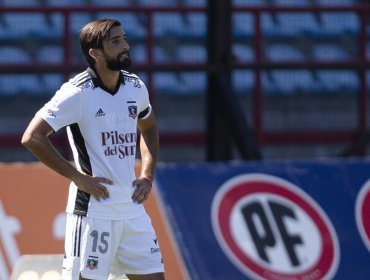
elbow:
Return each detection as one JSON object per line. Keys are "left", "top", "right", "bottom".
{"left": 21, "top": 130, "right": 40, "bottom": 150}
{"left": 21, "top": 132, "right": 32, "bottom": 149}
{"left": 21, "top": 116, "right": 52, "bottom": 150}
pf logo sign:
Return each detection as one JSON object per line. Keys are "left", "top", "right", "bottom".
{"left": 211, "top": 174, "right": 339, "bottom": 280}
{"left": 355, "top": 179, "right": 370, "bottom": 252}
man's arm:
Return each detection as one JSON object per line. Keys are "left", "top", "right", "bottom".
{"left": 132, "top": 111, "right": 159, "bottom": 204}
{"left": 21, "top": 116, "right": 112, "bottom": 201}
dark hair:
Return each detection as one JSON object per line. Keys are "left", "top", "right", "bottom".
{"left": 79, "top": 19, "right": 122, "bottom": 67}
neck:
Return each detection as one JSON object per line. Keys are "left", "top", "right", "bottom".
{"left": 95, "top": 65, "right": 120, "bottom": 92}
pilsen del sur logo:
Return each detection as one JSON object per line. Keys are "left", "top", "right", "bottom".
{"left": 101, "top": 130, "right": 137, "bottom": 159}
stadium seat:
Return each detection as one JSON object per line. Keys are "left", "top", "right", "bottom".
{"left": 233, "top": 70, "right": 254, "bottom": 94}
{"left": 311, "top": 44, "right": 350, "bottom": 61}
{"left": 233, "top": 71, "right": 286, "bottom": 95}
{"left": 0, "top": 74, "right": 64, "bottom": 97}
{"left": 70, "top": 13, "right": 94, "bottom": 34}
{"left": 2, "top": 0, "right": 39, "bottom": 6}
{"left": 45, "top": 13, "right": 64, "bottom": 38}
{"left": 0, "top": 47, "right": 31, "bottom": 64}
{"left": 176, "top": 44, "right": 207, "bottom": 63}
{"left": 130, "top": 44, "right": 148, "bottom": 63}
{"left": 232, "top": 44, "right": 254, "bottom": 62}
{"left": 130, "top": 44, "right": 173, "bottom": 63}
{"left": 2, "top": 13, "right": 56, "bottom": 40}
{"left": 178, "top": 72, "right": 207, "bottom": 94}
{"left": 233, "top": 0, "right": 267, "bottom": 5}
{"left": 262, "top": 71, "right": 277, "bottom": 94}
{"left": 261, "top": 13, "right": 283, "bottom": 37}
{"left": 265, "top": 44, "right": 305, "bottom": 61}
{"left": 40, "top": 74, "right": 64, "bottom": 94}
{"left": 153, "top": 72, "right": 181, "bottom": 94}
{"left": 20, "top": 75, "right": 43, "bottom": 96}
{"left": 154, "top": 46, "right": 174, "bottom": 62}
{"left": 233, "top": 13, "right": 254, "bottom": 38}
{"left": 233, "top": 71, "right": 278, "bottom": 95}
{"left": 317, "top": 0, "right": 355, "bottom": 5}
{"left": 319, "top": 12, "right": 359, "bottom": 36}
{"left": 181, "top": 0, "right": 207, "bottom": 6}
{"left": 138, "top": 0, "right": 177, "bottom": 6}
{"left": 154, "top": 46, "right": 172, "bottom": 62}
{"left": 272, "top": 0, "right": 310, "bottom": 5}
{"left": 46, "top": 0, "right": 86, "bottom": 5}
{"left": 96, "top": 12, "right": 147, "bottom": 40}
{"left": 276, "top": 12, "right": 321, "bottom": 37}
{"left": 182, "top": 13, "right": 207, "bottom": 39}
{"left": 0, "top": 75, "right": 40, "bottom": 96}
{"left": 271, "top": 70, "right": 320, "bottom": 94}
{"left": 36, "top": 46, "right": 64, "bottom": 63}
{"left": 0, "top": 75, "right": 21, "bottom": 96}
{"left": 91, "top": 0, "right": 132, "bottom": 5}
{"left": 154, "top": 13, "right": 186, "bottom": 38}
{"left": 316, "top": 70, "right": 359, "bottom": 93}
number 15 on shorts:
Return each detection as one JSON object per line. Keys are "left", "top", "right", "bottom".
{"left": 82, "top": 222, "right": 117, "bottom": 275}
{"left": 90, "top": 230, "right": 110, "bottom": 254}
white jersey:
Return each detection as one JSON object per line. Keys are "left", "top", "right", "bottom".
{"left": 36, "top": 68, "right": 151, "bottom": 220}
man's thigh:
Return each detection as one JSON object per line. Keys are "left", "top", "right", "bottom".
{"left": 63, "top": 214, "right": 123, "bottom": 280}
{"left": 109, "top": 214, "right": 164, "bottom": 277}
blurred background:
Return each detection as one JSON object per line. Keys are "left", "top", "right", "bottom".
{"left": 0, "top": 0, "right": 369, "bottom": 163}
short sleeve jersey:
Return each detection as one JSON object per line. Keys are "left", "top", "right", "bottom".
{"left": 36, "top": 68, "right": 151, "bottom": 219}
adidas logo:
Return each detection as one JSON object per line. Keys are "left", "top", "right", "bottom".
{"left": 95, "top": 108, "right": 105, "bottom": 117}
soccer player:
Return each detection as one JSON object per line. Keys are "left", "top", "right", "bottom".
{"left": 21, "top": 19, "right": 164, "bottom": 280}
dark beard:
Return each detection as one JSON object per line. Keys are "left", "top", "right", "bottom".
{"left": 106, "top": 55, "right": 132, "bottom": 71}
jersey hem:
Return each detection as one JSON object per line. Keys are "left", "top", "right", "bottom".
{"left": 66, "top": 206, "right": 146, "bottom": 220}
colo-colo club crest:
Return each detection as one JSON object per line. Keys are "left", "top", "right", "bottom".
{"left": 128, "top": 105, "right": 137, "bottom": 119}
{"left": 211, "top": 174, "right": 339, "bottom": 280}
{"left": 86, "top": 257, "right": 98, "bottom": 270}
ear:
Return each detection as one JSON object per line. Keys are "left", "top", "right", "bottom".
{"left": 89, "top": 48, "right": 101, "bottom": 60}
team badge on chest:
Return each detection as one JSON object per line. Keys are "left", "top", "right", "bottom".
{"left": 86, "top": 257, "right": 98, "bottom": 270}
{"left": 128, "top": 105, "right": 138, "bottom": 119}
